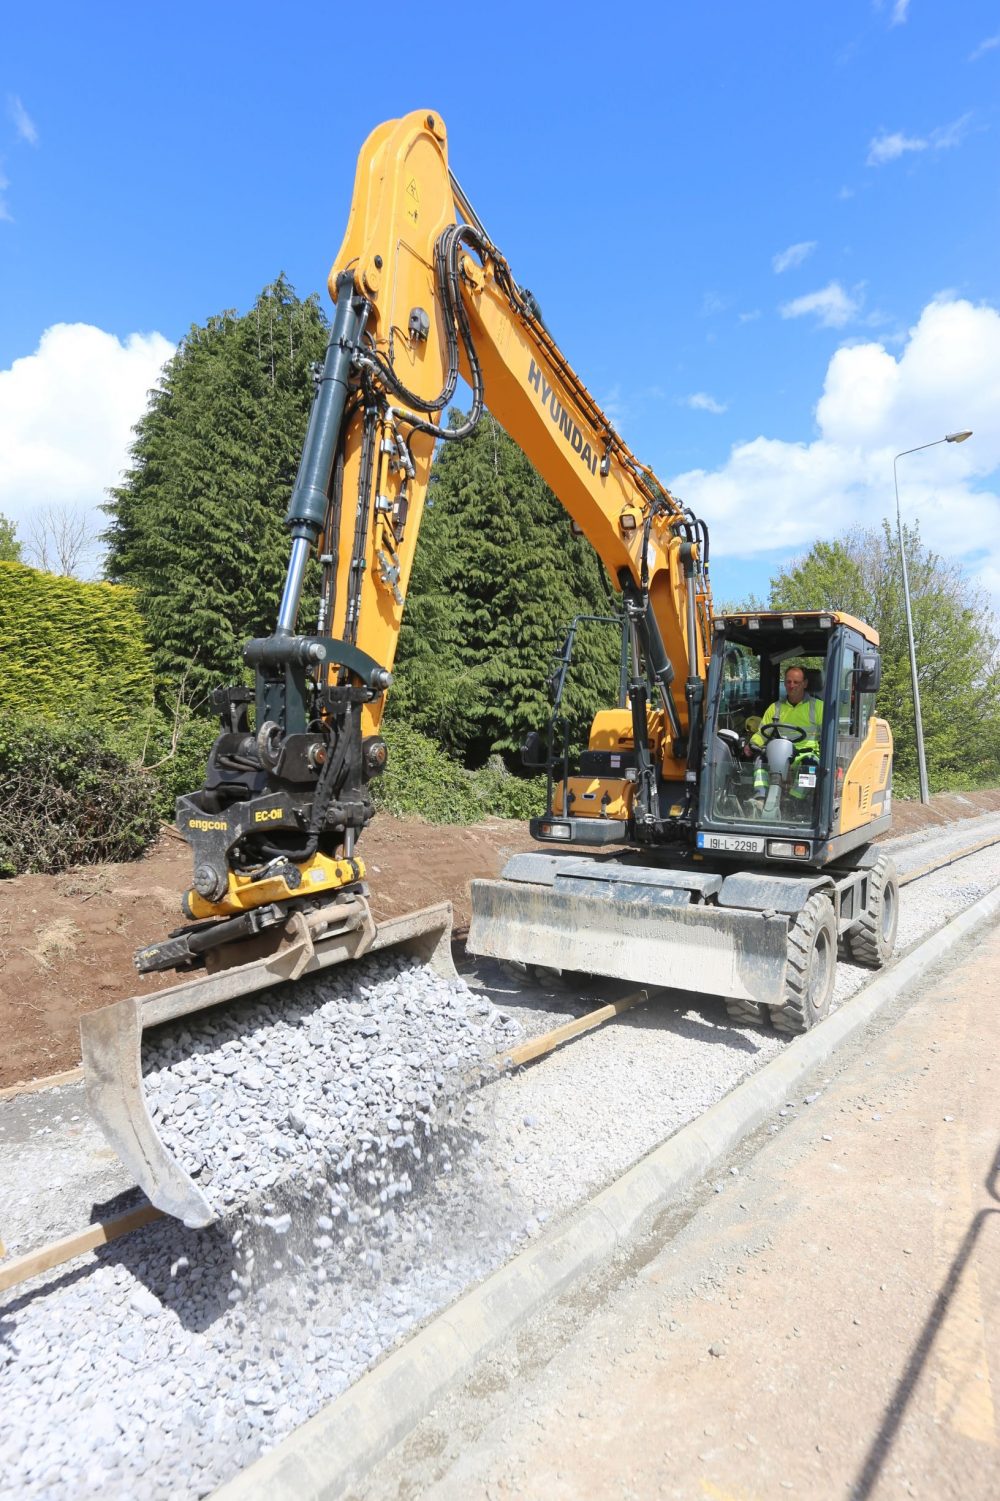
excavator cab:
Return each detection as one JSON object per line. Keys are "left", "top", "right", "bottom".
{"left": 698, "top": 611, "right": 892, "bottom": 866}
{"left": 468, "top": 608, "right": 895, "bottom": 1030}
{"left": 521, "top": 608, "right": 891, "bottom": 871}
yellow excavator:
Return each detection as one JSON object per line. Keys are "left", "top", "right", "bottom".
{"left": 81, "top": 110, "right": 897, "bottom": 1225}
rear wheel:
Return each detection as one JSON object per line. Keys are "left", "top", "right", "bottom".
{"left": 846, "top": 854, "right": 899, "bottom": 968}
{"left": 769, "top": 893, "right": 837, "bottom": 1035}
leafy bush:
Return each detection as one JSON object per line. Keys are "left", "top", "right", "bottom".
{"left": 0, "top": 716, "right": 161, "bottom": 876}
{"left": 375, "top": 723, "right": 545, "bottom": 824}
{"left": 134, "top": 711, "right": 221, "bottom": 819}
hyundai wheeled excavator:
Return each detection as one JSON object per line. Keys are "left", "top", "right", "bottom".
{"left": 81, "top": 111, "right": 898, "bottom": 1226}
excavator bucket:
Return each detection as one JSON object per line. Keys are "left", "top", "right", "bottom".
{"left": 467, "top": 855, "right": 789, "bottom": 1005}
{"left": 80, "top": 900, "right": 455, "bottom": 1228}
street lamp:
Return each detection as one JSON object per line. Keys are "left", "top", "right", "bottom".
{"left": 893, "top": 430, "right": 973, "bottom": 804}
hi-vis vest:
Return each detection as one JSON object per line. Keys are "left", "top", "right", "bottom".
{"left": 751, "top": 694, "right": 822, "bottom": 751}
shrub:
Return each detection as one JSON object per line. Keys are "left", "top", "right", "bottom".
{"left": 135, "top": 711, "right": 221, "bottom": 819}
{"left": 374, "top": 723, "right": 545, "bottom": 825}
{"left": 0, "top": 716, "right": 161, "bottom": 876}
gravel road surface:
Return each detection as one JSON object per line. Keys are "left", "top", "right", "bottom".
{"left": 366, "top": 914, "right": 1000, "bottom": 1501}
{"left": 2, "top": 815, "right": 999, "bottom": 1499}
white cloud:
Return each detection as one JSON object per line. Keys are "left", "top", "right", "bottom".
{"left": 670, "top": 296, "right": 1000, "bottom": 608}
{"left": 772, "top": 241, "right": 817, "bottom": 275}
{"left": 969, "top": 33, "right": 1000, "bottom": 62}
{"left": 890, "top": 0, "right": 910, "bottom": 25}
{"left": 7, "top": 95, "right": 38, "bottom": 146}
{"left": 738, "top": 310, "right": 761, "bottom": 323}
{"left": 684, "top": 392, "right": 727, "bottom": 415}
{"left": 932, "top": 114, "right": 974, "bottom": 150}
{"left": 867, "top": 113, "right": 972, "bottom": 166}
{"left": 0, "top": 323, "right": 174, "bottom": 566}
{"left": 780, "top": 281, "right": 861, "bottom": 329}
{"left": 867, "top": 130, "right": 925, "bottom": 165}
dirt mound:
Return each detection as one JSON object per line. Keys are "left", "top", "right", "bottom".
{"left": 881, "top": 787, "right": 1000, "bottom": 839}
{"left": 0, "top": 815, "right": 539, "bottom": 1090}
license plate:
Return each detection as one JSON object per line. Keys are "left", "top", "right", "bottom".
{"left": 697, "top": 833, "right": 765, "bottom": 853}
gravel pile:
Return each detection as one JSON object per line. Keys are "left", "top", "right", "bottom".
{"left": 2, "top": 953, "right": 529, "bottom": 1499}
{"left": 0, "top": 1127, "right": 526, "bottom": 1501}
{"left": 143, "top": 950, "right": 519, "bottom": 1217}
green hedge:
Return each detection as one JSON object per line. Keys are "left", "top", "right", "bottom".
{"left": 0, "top": 562, "right": 153, "bottom": 728}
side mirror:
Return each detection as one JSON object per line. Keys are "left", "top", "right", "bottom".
{"left": 857, "top": 651, "right": 882, "bottom": 693}
{"left": 521, "top": 730, "right": 547, "bottom": 769}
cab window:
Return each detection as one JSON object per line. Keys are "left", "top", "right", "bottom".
{"left": 838, "top": 648, "right": 859, "bottom": 737}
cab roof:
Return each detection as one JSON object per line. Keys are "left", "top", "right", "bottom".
{"left": 717, "top": 609, "right": 880, "bottom": 648}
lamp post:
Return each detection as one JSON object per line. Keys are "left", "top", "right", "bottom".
{"left": 893, "top": 430, "right": 973, "bottom": 804}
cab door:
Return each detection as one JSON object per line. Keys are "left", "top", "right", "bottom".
{"left": 833, "top": 628, "right": 889, "bottom": 835}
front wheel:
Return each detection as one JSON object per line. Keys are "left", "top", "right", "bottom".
{"left": 725, "top": 996, "right": 769, "bottom": 1027}
{"left": 770, "top": 893, "right": 837, "bottom": 1035}
{"left": 846, "top": 854, "right": 899, "bottom": 968}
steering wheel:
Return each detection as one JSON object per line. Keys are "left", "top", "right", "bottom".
{"left": 760, "top": 722, "right": 809, "bottom": 745}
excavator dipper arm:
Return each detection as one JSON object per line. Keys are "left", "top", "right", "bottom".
{"left": 152, "top": 108, "right": 713, "bottom": 949}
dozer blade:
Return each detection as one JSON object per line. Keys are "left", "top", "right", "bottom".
{"left": 80, "top": 899, "right": 456, "bottom": 1228}
{"left": 467, "top": 867, "right": 788, "bottom": 1006}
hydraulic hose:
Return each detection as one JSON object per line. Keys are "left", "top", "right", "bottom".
{"left": 362, "top": 224, "right": 486, "bottom": 444}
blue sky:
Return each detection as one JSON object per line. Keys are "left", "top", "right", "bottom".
{"left": 1, "top": 0, "right": 998, "bottom": 607}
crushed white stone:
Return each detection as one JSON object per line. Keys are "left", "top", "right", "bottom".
{"left": 2, "top": 823, "right": 999, "bottom": 1500}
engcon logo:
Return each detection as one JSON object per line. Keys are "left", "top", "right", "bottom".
{"left": 527, "top": 360, "right": 600, "bottom": 477}
{"left": 188, "top": 818, "right": 227, "bottom": 831}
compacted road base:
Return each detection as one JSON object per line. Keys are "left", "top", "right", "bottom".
{"left": 365, "top": 919, "right": 1000, "bottom": 1501}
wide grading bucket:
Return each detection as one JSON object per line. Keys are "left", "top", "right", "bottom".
{"left": 467, "top": 854, "right": 789, "bottom": 1005}
{"left": 80, "top": 899, "right": 455, "bottom": 1228}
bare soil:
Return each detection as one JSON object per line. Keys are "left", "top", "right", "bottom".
{"left": 1, "top": 788, "right": 998, "bottom": 1092}
{"left": 0, "top": 815, "right": 540, "bottom": 1090}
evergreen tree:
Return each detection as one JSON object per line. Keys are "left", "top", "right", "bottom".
{"left": 393, "top": 412, "right": 622, "bottom": 763}
{"left": 103, "top": 277, "right": 328, "bottom": 698}
{"left": 769, "top": 521, "right": 1000, "bottom": 791}
{"left": 0, "top": 513, "right": 22, "bottom": 562}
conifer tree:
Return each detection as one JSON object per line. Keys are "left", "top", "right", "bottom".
{"left": 103, "top": 277, "right": 328, "bottom": 698}
{"left": 393, "top": 412, "right": 622, "bottom": 763}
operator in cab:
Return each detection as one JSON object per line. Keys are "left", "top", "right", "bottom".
{"left": 747, "top": 664, "right": 823, "bottom": 802}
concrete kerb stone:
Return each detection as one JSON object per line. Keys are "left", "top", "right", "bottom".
{"left": 212, "top": 883, "right": 1000, "bottom": 1501}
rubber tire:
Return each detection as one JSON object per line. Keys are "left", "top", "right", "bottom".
{"left": 769, "top": 893, "right": 837, "bottom": 1035}
{"left": 497, "top": 960, "right": 530, "bottom": 984}
{"left": 724, "top": 997, "right": 769, "bottom": 1027}
{"left": 528, "top": 964, "right": 586, "bottom": 992}
{"left": 845, "top": 853, "right": 899, "bottom": 969}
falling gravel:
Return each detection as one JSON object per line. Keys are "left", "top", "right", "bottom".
{"left": 0, "top": 1133, "right": 528, "bottom": 1501}
{"left": 2, "top": 952, "right": 528, "bottom": 1500}
{"left": 142, "top": 950, "right": 517, "bottom": 1217}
